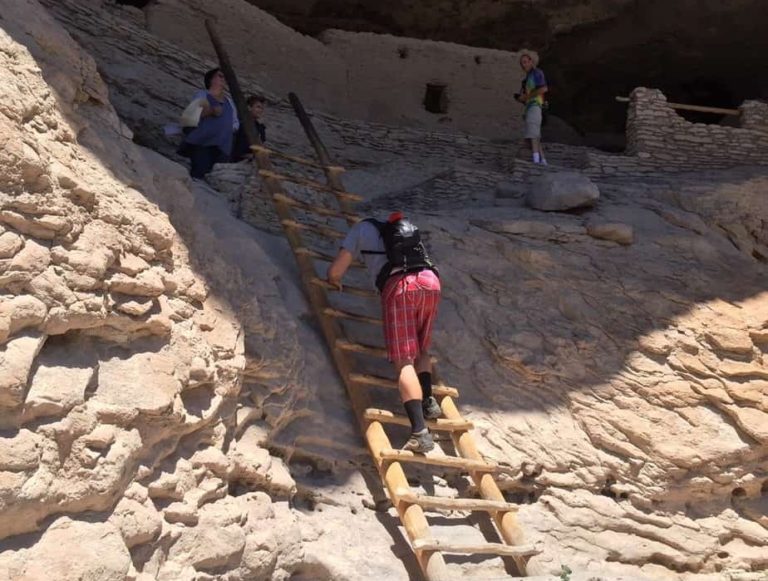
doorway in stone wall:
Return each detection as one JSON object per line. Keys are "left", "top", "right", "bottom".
{"left": 423, "top": 83, "right": 449, "bottom": 114}
{"left": 115, "top": 0, "right": 153, "bottom": 7}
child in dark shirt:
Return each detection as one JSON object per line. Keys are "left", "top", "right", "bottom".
{"left": 231, "top": 94, "right": 267, "bottom": 162}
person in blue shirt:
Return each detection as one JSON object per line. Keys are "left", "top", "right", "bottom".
{"left": 515, "top": 52, "right": 548, "bottom": 165}
{"left": 178, "top": 68, "right": 239, "bottom": 179}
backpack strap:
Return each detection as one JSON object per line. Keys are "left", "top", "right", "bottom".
{"left": 360, "top": 218, "right": 387, "bottom": 255}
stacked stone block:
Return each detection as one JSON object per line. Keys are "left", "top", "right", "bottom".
{"left": 625, "top": 87, "right": 768, "bottom": 170}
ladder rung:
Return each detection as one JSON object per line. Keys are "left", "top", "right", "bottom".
{"left": 394, "top": 488, "right": 518, "bottom": 513}
{"left": 312, "top": 278, "right": 378, "bottom": 298}
{"left": 281, "top": 219, "right": 346, "bottom": 239}
{"left": 380, "top": 449, "right": 497, "bottom": 472}
{"left": 412, "top": 539, "right": 540, "bottom": 558}
{"left": 295, "top": 247, "right": 364, "bottom": 268}
{"left": 324, "top": 307, "right": 382, "bottom": 325}
{"left": 365, "top": 409, "right": 473, "bottom": 432}
{"left": 273, "top": 193, "right": 359, "bottom": 222}
{"left": 259, "top": 169, "right": 363, "bottom": 201}
{"left": 335, "top": 339, "right": 387, "bottom": 358}
{"left": 349, "top": 374, "right": 459, "bottom": 398}
{"left": 251, "top": 144, "right": 335, "bottom": 170}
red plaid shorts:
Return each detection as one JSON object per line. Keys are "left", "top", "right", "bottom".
{"left": 381, "top": 269, "right": 441, "bottom": 362}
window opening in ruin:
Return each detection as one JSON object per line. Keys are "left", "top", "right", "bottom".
{"left": 424, "top": 83, "right": 449, "bottom": 114}
{"left": 398, "top": 47, "right": 409, "bottom": 59}
{"left": 115, "top": 0, "right": 153, "bottom": 7}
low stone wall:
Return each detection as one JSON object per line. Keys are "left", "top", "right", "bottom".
{"left": 626, "top": 87, "right": 768, "bottom": 169}
{"left": 322, "top": 115, "right": 514, "bottom": 169}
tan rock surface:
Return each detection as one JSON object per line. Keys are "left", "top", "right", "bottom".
{"left": 1, "top": 0, "right": 767, "bottom": 580}
{"left": 0, "top": 2, "right": 310, "bottom": 578}
{"left": 4, "top": 518, "right": 132, "bottom": 581}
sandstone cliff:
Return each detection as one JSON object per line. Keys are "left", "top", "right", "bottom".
{"left": 1, "top": 1, "right": 767, "bottom": 580}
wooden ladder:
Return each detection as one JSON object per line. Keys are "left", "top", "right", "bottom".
{"left": 201, "top": 22, "right": 538, "bottom": 579}
{"left": 243, "top": 92, "right": 539, "bottom": 580}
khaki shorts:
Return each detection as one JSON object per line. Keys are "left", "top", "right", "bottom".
{"left": 524, "top": 105, "right": 542, "bottom": 139}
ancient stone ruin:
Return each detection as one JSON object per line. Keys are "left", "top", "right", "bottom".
{"left": 1, "top": 1, "right": 767, "bottom": 580}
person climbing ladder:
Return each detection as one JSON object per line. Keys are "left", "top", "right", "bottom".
{"left": 327, "top": 212, "right": 442, "bottom": 453}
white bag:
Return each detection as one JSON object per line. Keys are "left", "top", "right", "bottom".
{"left": 179, "top": 97, "right": 208, "bottom": 128}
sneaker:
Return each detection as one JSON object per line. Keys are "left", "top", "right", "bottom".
{"left": 422, "top": 396, "right": 442, "bottom": 420}
{"left": 402, "top": 429, "right": 435, "bottom": 454}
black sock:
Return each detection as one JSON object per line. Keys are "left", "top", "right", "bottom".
{"left": 418, "top": 372, "right": 433, "bottom": 400}
{"left": 403, "top": 399, "right": 426, "bottom": 433}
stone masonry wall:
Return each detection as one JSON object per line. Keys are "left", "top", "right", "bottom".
{"left": 319, "top": 30, "right": 526, "bottom": 139}
{"left": 626, "top": 87, "right": 768, "bottom": 169}
{"left": 143, "top": 0, "right": 529, "bottom": 140}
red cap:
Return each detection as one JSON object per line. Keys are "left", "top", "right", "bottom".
{"left": 387, "top": 211, "right": 404, "bottom": 223}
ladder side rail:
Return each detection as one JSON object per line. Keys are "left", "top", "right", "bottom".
{"left": 288, "top": 92, "right": 358, "bottom": 225}
{"left": 439, "top": 395, "right": 530, "bottom": 575}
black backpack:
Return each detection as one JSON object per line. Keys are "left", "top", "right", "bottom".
{"left": 362, "top": 217, "right": 439, "bottom": 292}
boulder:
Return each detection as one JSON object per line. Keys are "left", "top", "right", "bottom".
{"left": 526, "top": 171, "right": 600, "bottom": 211}
{"left": 586, "top": 222, "right": 634, "bottom": 245}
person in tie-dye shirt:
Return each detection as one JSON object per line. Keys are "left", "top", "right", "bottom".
{"left": 515, "top": 51, "right": 548, "bottom": 164}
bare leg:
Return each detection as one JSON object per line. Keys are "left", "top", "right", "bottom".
{"left": 395, "top": 359, "right": 432, "bottom": 446}
{"left": 395, "top": 360, "right": 422, "bottom": 402}
{"left": 531, "top": 138, "right": 541, "bottom": 156}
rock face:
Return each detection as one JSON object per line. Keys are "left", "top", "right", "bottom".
{"left": 586, "top": 221, "right": 634, "bottom": 245}
{"left": 2, "top": 1, "right": 768, "bottom": 580}
{"left": 6, "top": 519, "right": 132, "bottom": 580}
{"left": 0, "top": 2, "right": 311, "bottom": 579}
{"left": 526, "top": 171, "right": 600, "bottom": 211}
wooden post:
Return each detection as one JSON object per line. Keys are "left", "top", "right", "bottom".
{"left": 204, "top": 19, "right": 263, "bottom": 218}
{"left": 615, "top": 95, "right": 740, "bottom": 116}
{"left": 251, "top": 150, "right": 373, "bottom": 425}
{"left": 289, "top": 92, "right": 332, "bottom": 166}
{"left": 288, "top": 92, "right": 357, "bottom": 226}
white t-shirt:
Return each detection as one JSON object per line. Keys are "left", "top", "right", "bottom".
{"left": 341, "top": 220, "right": 387, "bottom": 288}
